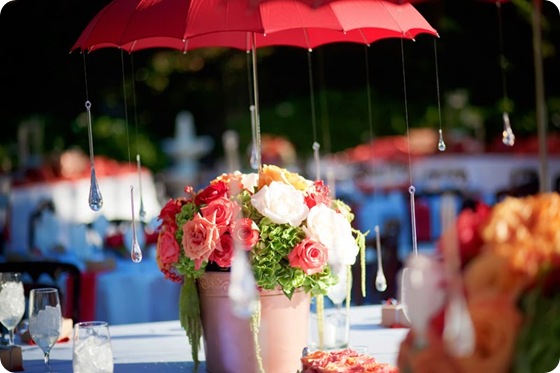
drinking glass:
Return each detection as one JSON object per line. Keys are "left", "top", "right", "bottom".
{"left": 73, "top": 321, "right": 114, "bottom": 373}
{"left": 0, "top": 272, "right": 25, "bottom": 345}
{"left": 29, "top": 288, "right": 62, "bottom": 371}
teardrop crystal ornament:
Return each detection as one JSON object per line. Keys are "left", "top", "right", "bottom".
{"left": 129, "top": 185, "right": 143, "bottom": 263}
{"left": 228, "top": 248, "right": 258, "bottom": 318}
{"left": 374, "top": 226, "right": 387, "bottom": 292}
{"left": 443, "top": 290, "right": 475, "bottom": 357}
{"left": 249, "top": 105, "right": 260, "bottom": 170}
{"left": 408, "top": 185, "right": 418, "bottom": 256}
{"left": 312, "top": 142, "right": 321, "bottom": 181}
{"left": 88, "top": 168, "right": 103, "bottom": 211}
{"left": 502, "top": 112, "right": 515, "bottom": 146}
{"left": 250, "top": 147, "right": 259, "bottom": 170}
{"left": 438, "top": 129, "right": 446, "bottom": 151}
{"left": 136, "top": 155, "right": 146, "bottom": 222}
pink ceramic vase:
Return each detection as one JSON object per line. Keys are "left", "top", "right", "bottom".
{"left": 198, "top": 272, "right": 310, "bottom": 373}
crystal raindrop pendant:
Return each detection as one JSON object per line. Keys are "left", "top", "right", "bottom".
{"left": 88, "top": 168, "right": 103, "bottom": 211}
{"left": 502, "top": 112, "right": 515, "bottom": 146}
{"left": 438, "top": 129, "right": 446, "bottom": 151}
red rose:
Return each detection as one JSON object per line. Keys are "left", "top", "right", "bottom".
{"left": 209, "top": 233, "right": 235, "bottom": 268}
{"left": 195, "top": 181, "right": 228, "bottom": 205}
{"left": 159, "top": 198, "right": 187, "bottom": 227}
{"left": 232, "top": 218, "right": 260, "bottom": 250}
{"left": 182, "top": 213, "right": 220, "bottom": 270}
{"left": 288, "top": 237, "right": 328, "bottom": 275}
{"left": 156, "top": 228, "right": 180, "bottom": 267}
{"left": 200, "top": 197, "right": 240, "bottom": 231}
{"left": 305, "top": 180, "right": 332, "bottom": 209}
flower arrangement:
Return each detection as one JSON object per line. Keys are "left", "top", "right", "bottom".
{"left": 398, "top": 192, "right": 560, "bottom": 373}
{"left": 156, "top": 165, "right": 366, "bottom": 365}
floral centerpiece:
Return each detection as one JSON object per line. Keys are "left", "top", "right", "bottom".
{"left": 156, "top": 165, "right": 366, "bottom": 366}
{"left": 398, "top": 192, "right": 560, "bottom": 373}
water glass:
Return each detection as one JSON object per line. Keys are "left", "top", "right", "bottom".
{"left": 309, "top": 307, "right": 349, "bottom": 350}
{"left": 73, "top": 321, "right": 114, "bottom": 373}
{"left": 0, "top": 272, "right": 25, "bottom": 345}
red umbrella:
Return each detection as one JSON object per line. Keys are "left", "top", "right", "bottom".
{"left": 71, "top": 0, "right": 437, "bottom": 170}
{"left": 71, "top": 0, "right": 437, "bottom": 53}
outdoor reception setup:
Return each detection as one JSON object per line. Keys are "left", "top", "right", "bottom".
{"left": 0, "top": 0, "right": 559, "bottom": 372}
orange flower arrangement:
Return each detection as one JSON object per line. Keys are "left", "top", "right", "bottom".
{"left": 399, "top": 192, "right": 560, "bottom": 373}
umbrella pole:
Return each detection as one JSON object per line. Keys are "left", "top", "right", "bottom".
{"left": 532, "top": 0, "right": 549, "bottom": 192}
{"left": 251, "top": 33, "right": 262, "bottom": 171}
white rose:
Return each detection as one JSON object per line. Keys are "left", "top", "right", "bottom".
{"left": 241, "top": 172, "right": 259, "bottom": 192}
{"left": 251, "top": 181, "right": 309, "bottom": 227}
{"left": 303, "top": 204, "right": 359, "bottom": 266}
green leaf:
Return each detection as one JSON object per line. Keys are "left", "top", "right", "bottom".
{"left": 179, "top": 278, "right": 203, "bottom": 370}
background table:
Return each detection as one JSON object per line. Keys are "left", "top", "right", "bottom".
{"left": 19, "top": 305, "right": 408, "bottom": 372}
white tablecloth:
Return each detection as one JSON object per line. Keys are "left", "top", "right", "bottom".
{"left": 19, "top": 305, "right": 408, "bottom": 372}
{"left": 95, "top": 257, "right": 182, "bottom": 325}
{"left": 7, "top": 170, "right": 161, "bottom": 255}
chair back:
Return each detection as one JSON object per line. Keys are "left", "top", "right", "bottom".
{"left": 0, "top": 261, "right": 82, "bottom": 322}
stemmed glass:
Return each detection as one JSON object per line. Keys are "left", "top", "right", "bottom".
{"left": 29, "top": 288, "right": 62, "bottom": 372}
{"left": 323, "top": 265, "right": 350, "bottom": 349}
{"left": 0, "top": 272, "right": 25, "bottom": 345}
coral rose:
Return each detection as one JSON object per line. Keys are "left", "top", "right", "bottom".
{"left": 182, "top": 213, "right": 220, "bottom": 270}
{"left": 288, "top": 238, "right": 328, "bottom": 275}
{"left": 200, "top": 197, "right": 239, "bottom": 231}
{"left": 157, "top": 228, "right": 180, "bottom": 267}
{"left": 209, "top": 233, "right": 235, "bottom": 268}
{"left": 232, "top": 218, "right": 259, "bottom": 250}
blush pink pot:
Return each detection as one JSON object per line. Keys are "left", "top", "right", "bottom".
{"left": 198, "top": 272, "right": 310, "bottom": 373}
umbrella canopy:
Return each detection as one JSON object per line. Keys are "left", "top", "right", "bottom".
{"left": 71, "top": 0, "right": 438, "bottom": 53}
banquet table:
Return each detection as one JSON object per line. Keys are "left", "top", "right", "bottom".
{"left": 18, "top": 305, "right": 408, "bottom": 372}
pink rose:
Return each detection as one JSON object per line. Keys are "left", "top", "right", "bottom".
{"left": 209, "top": 233, "right": 235, "bottom": 268}
{"left": 195, "top": 181, "right": 228, "bottom": 205}
{"left": 200, "top": 197, "right": 240, "bottom": 232}
{"left": 182, "top": 213, "right": 220, "bottom": 270}
{"left": 288, "top": 237, "right": 328, "bottom": 275}
{"left": 156, "top": 228, "right": 180, "bottom": 267}
{"left": 232, "top": 218, "right": 260, "bottom": 250}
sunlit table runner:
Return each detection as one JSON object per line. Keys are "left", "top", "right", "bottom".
{"left": 19, "top": 304, "right": 408, "bottom": 372}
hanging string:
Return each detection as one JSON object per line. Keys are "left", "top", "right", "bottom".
{"left": 434, "top": 40, "right": 446, "bottom": 152}
{"left": 130, "top": 54, "right": 146, "bottom": 222}
{"left": 400, "top": 39, "right": 418, "bottom": 257}
{"left": 496, "top": 1, "right": 515, "bottom": 146}
{"left": 250, "top": 36, "right": 262, "bottom": 170}
{"left": 121, "top": 50, "right": 142, "bottom": 263}
{"left": 121, "top": 50, "right": 132, "bottom": 165}
{"left": 246, "top": 50, "right": 259, "bottom": 170}
{"left": 363, "top": 44, "right": 377, "bottom": 194}
{"left": 307, "top": 50, "right": 320, "bottom": 180}
{"left": 83, "top": 53, "right": 103, "bottom": 211}
{"left": 317, "top": 49, "right": 335, "bottom": 197}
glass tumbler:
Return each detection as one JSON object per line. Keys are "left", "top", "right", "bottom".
{"left": 73, "top": 321, "right": 114, "bottom": 373}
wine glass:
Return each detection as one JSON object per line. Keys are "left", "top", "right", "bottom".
{"left": 0, "top": 272, "right": 25, "bottom": 345}
{"left": 29, "top": 288, "right": 62, "bottom": 371}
